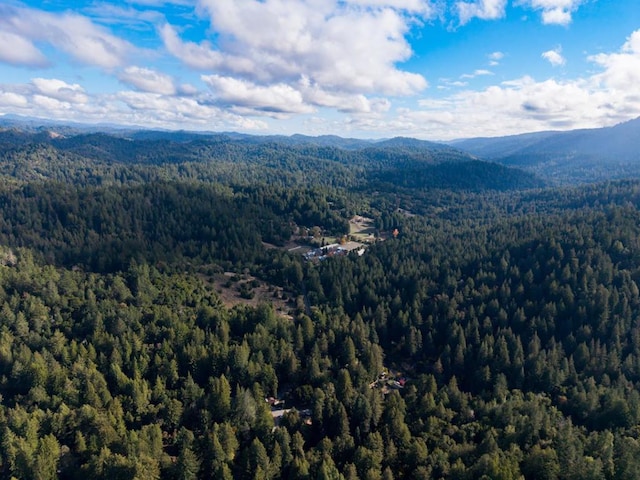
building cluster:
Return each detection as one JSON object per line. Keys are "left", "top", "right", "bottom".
{"left": 303, "top": 241, "right": 366, "bottom": 262}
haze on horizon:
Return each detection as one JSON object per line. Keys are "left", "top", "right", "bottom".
{"left": 0, "top": 0, "right": 639, "bottom": 141}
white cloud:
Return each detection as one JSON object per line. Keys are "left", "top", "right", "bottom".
{"left": 343, "top": 0, "right": 435, "bottom": 15}
{"left": 461, "top": 69, "right": 494, "bottom": 79}
{"left": 343, "top": 29, "right": 640, "bottom": 139}
{"left": 623, "top": 30, "right": 640, "bottom": 53}
{"left": 489, "top": 51, "right": 504, "bottom": 66}
{"left": 298, "top": 76, "right": 391, "bottom": 113}
{"left": 589, "top": 30, "right": 640, "bottom": 90}
{"left": 518, "top": 0, "right": 583, "bottom": 25}
{"left": 83, "top": 3, "right": 165, "bottom": 26}
{"left": 163, "top": 0, "right": 429, "bottom": 97}
{"left": 0, "top": 80, "right": 269, "bottom": 131}
{"left": 0, "top": 5, "right": 136, "bottom": 69}
{"left": 0, "top": 32, "right": 48, "bottom": 67}
{"left": 178, "top": 84, "right": 199, "bottom": 96}
{"left": 199, "top": 65, "right": 398, "bottom": 117}
{"left": 456, "top": 0, "right": 584, "bottom": 26}
{"left": 201, "top": 75, "right": 315, "bottom": 115}
{"left": 159, "top": 24, "right": 224, "bottom": 71}
{"left": 31, "top": 78, "right": 89, "bottom": 104}
{"left": 393, "top": 76, "right": 606, "bottom": 139}
{"left": 541, "top": 8, "right": 571, "bottom": 25}
{"left": 0, "top": 92, "right": 28, "bottom": 108}
{"left": 112, "top": 90, "right": 269, "bottom": 129}
{"left": 125, "top": 0, "right": 193, "bottom": 6}
{"left": 119, "top": 66, "right": 177, "bottom": 95}
{"left": 3, "top": 2, "right": 640, "bottom": 141}
{"left": 542, "top": 47, "right": 566, "bottom": 66}
{"left": 456, "top": 0, "right": 507, "bottom": 25}
{"left": 32, "top": 94, "right": 71, "bottom": 112}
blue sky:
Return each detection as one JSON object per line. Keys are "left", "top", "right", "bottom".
{"left": 0, "top": 0, "right": 639, "bottom": 140}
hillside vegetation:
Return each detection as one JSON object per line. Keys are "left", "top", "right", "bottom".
{"left": 451, "top": 117, "right": 640, "bottom": 184}
{"left": 0, "top": 126, "right": 639, "bottom": 479}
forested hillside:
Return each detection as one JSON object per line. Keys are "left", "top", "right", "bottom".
{"left": 0, "top": 126, "right": 639, "bottom": 479}
{"left": 0, "top": 128, "right": 540, "bottom": 190}
{"left": 451, "top": 117, "right": 640, "bottom": 184}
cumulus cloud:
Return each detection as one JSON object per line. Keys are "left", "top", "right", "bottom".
{"left": 159, "top": 24, "right": 223, "bottom": 71}
{"left": 114, "top": 91, "right": 270, "bottom": 129}
{"left": 542, "top": 47, "right": 566, "bottom": 66}
{"left": 589, "top": 30, "right": 640, "bottom": 89}
{"left": 159, "top": 23, "right": 259, "bottom": 76}
{"left": 31, "top": 78, "right": 89, "bottom": 104}
{"left": 382, "top": 30, "right": 640, "bottom": 139}
{"left": 0, "top": 80, "right": 268, "bottom": 131}
{"left": 201, "top": 75, "right": 314, "bottom": 116}
{"left": 456, "top": 0, "right": 507, "bottom": 25}
{"left": 624, "top": 30, "right": 640, "bottom": 53}
{"left": 0, "top": 92, "right": 28, "bottom": 108}
{"left": 3, "top": 1, "right": 639, "bottom": 140}
{"left": 0, "top": 4, "right": 136, "bottom": 69}
{"left": 0, "top": 32, "right": 48, "bottom": 67}
{"left": 163, "top": 0, "right": 430, "bottom": 97}
{"left": 119, "top": 66, "right": 177, "bottom": 95}
{"left": 390, "top": 76, "right": 606, "bottom": 139}
{"left": 518, "top": 0, "right": 584, "bottom": 25}
{"left": 0, "top": 78, "right": 91, "bottom": 121}
{"left": 298, "top": 76, "right": 391, "bottom": 113}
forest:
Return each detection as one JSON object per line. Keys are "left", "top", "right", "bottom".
{"left": 1, "top": 127, "right": 640, "bottom": 479}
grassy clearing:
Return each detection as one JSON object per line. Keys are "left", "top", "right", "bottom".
{"left": 201, "top": 271, "right": 295, "bottom": 319}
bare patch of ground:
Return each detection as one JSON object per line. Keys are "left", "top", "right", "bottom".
{"left": 349, "top": 215, "right": 376, "bottom": 242}
{"left": 202, "top": 271, "right": 295, "bottom": 319}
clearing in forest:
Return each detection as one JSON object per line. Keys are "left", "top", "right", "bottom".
{"left": 349, "top": 215, "right": 376, "bottom": 242}
{"left": 203, "top": 271, "right": 295, "bottom": 319}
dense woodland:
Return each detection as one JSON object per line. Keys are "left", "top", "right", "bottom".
{"left": 1, "top": 128, "right": 640, "bottom": 479}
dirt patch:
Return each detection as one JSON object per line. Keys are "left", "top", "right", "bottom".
{"left": 203, "top": 271, "right": 295, "bottom": 319}
{"left": 349, "top": 215, "right": 376, "bottom": 241}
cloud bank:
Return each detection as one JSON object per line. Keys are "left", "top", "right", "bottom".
{"left": 0, "top": 0, "right": 638, "bottom": 140}
{"left": 0, "top": 5, "right": 136, "bottom": 69}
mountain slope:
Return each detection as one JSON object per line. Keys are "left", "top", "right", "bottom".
{"left": 450, "top": 117, "right": 640, "bottom": 184}
{"left": 0, "top": 127, "right": 541, "bottom": 191}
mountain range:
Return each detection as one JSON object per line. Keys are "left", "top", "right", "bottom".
{"left": 449, "top": 117, "right": 640, "bottom": 184}
{"left": 2, "top": 113, "right": 640, "bottom": 185}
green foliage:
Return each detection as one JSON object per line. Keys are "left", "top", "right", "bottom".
{"left": 4, "top": 128, "right": 640, "bottom": 478}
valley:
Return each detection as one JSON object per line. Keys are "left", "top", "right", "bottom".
{"left": 0, "top": 119, "right": 640, "bottom": 479}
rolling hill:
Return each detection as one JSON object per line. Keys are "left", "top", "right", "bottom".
{"left": 0, "top": 125, "right": 541, "bottom": 191}
{"left": 451, "top": 117, "right": 640, "bottom": 184}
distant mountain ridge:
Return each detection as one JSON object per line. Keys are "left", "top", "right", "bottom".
{"left": 0, "top": 117, "right": 542, "bottom": 192}
{"left": 6, "top": 112, "right": 640, "bottom": 184}
{"left": 450, "top": 117, "right": 640, "bottom": 184}
{"left": 0, "top": 116, "right": 474, "bottom": 165}
{"left": 0, "top": 114, "right": 450, "bottom": 152}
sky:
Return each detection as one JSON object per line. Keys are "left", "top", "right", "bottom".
{"left": 0, "top": 0, "right": 639, "bottom": 140}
